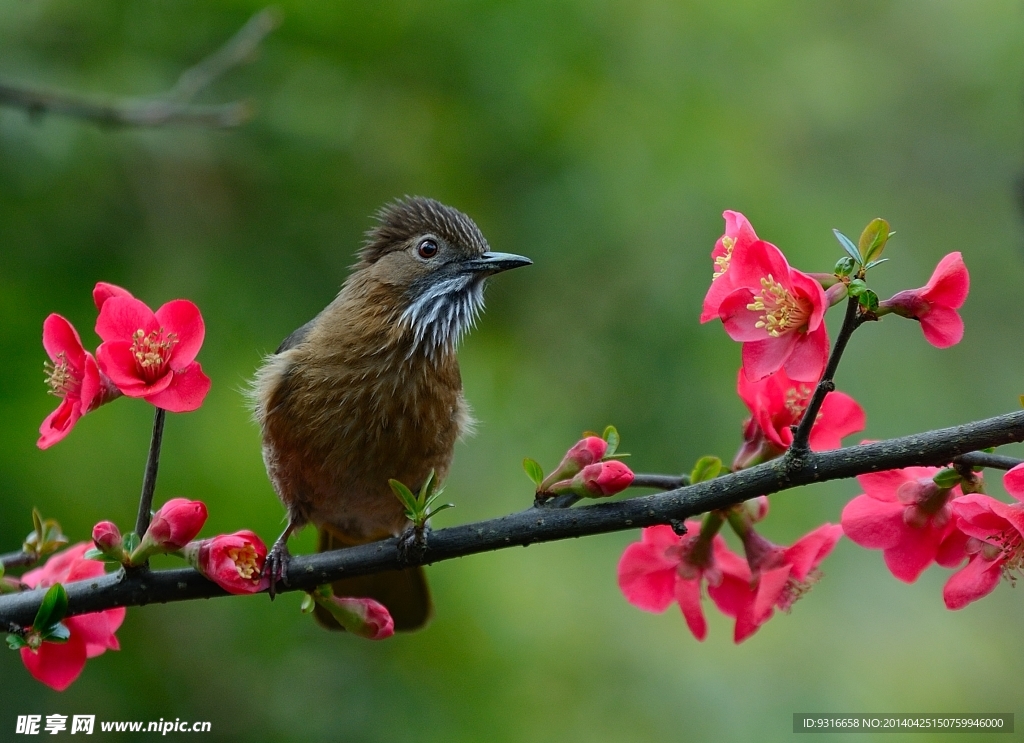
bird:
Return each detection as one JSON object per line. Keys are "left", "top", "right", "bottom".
{"left": 252, "top": 196, "right": 531, "bottom": 631}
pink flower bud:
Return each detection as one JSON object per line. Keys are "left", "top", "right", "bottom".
{"left": 91, "top": 521, "right": 125, "bottom": 562}
{"left": 878, "top": 252, "right": 968, "bottom": 348}
{"left": 748, "top": 496, "right": 770, "bottom": 523}
{"left": 131, "top": 498, "right": 207, "bottom": 563}
{"left": 184, "top": 530, "right": 268, "bottom": 595}
{"left": 321, "top": 596, "right": 395, "bottom": 640}
{"left": 550, "top": 460, "right": 634, "bottom": 498}
{"left": 539, "top": 436, "right": 608, "bottom": 491}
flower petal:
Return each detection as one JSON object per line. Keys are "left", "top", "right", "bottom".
{"left": 919, "top": 305, "right": 963, "bottom": 348}
{"left": 841, "top": 494, "right": 905, "bottom": 549}
{"left": 674, "top": 577, "right": 708, "bottom": 641}
{"left": 20, "top": 633, "right": 88, "bottom": 692}
{"left": 95, "top": 296, "right": 159, "bottom": 343}
{"left": 96, "top": 341, "right": 174, "bottom": 397}
{"left": 923, "top": 252, "right": 969, "bottom": 309}
{"left": 1003, "top": 463, "right": 1024, "bottom": 502}
{"left": 943, "top": 553, "right": 1001, "bottom": 610}
{"left": 782, "top": 324, "right": 829, "bottom": 382}
{"left": 741, "top": 334, "right": 799, "bottom": 382}
{"left": 809, "top": 391, "right": 866, "bottom": 451}
{"left": 143, "top": 362, "right": 211, "bottom": 413}
{"left": 93, "top": 282, "right": 134, "bottom": 311}
{"left": 155, "top": 299, "right": 205, "bottom": 368}
{"left": 38, "top": 399, "right": 82, "bottom": 450}
{"left": 618, "top": 542, "right": 679, "bottom": 612}
{"left": 784, "top": 523, "right": 842, "bottom": 580}
{"left": 719, "top": 289, "right": 766, "bottom": 341}
{"left": 882, "top": 524, "right": 944, "bottom": 583}
{"left": 42, "top": 314, "right": 86, "bottom": 369}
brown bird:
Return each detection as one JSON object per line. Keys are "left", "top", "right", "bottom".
{"left": 252, "top": 196, "right": 530, "bottom": 630}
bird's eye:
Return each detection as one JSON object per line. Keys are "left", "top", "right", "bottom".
{"left": 417, "top": 239, "right": 439, "bottom": 259}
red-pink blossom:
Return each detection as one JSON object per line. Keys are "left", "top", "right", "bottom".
{"left": 942, "top": 464, "right": 1024, "bottom": 609}
{"left": 130, "top": 498, "right": 208, "bottom": 564}
{"left": 539, "top": 436, "right": 608, "bottom": 491}
{"left": 185, "top": 530, "right": 269, "bottom": 595}
{"left": 708, "top": 523, "right": 842, "bottom": 643}
{"left": 700, "top": 211, "right": 761, "bottom": 323}
{"left": 549, "top": 460, "right": 634, "bottom": 498}
{"left": 716, "top": 239, "right": 830, "bottom": 382}
{"left": 733, "top": 369, "right": 865, "bottom": 468}
{"left": 618, "top": 522, "right": 745, "bottom": 641}
{"left": 92, "top": 282, "right": 134, "bottom": 311}
{"left": 95, "top": 293, "right": 211, "bottom": 413}
{"left": 322, "top": 596, "right": 395, "bottom": 640}
{"left": 18, "top": 543, "right": 125, "bottom": 691}
{"left": 38, "top": 314, "right": 120, "bottom": 449}
{"left": 841, "top": 467, "right": 967, "bottom": 583}
{"left": 879, "top": 252, "right": 969, "bottom": 348}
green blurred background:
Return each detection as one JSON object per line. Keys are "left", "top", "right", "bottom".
{"left": 2, "top": 1, "right": 1024, "bottom": 740}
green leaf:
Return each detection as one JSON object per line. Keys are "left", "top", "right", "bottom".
{"left": 300, "top": 593, "right": 316, "bottom": 614}
{"left": 420, "top": 469, "right": 437, "bottom": 502}
{"left": 82, "top": 548, "right": 105, "bottom": 561}
{"left": 847, "top": 279, "right": 867, "bottom": 297}
{"left": 833, "top": 229, "right": 863, "bottom": 264}
{"left": 834, "top": 256, "right": 856, "bottom": 277}
{"left": 122, "top": 532, "right": 140, "bottom": 554}
{"left": 389, "top": 479, "right": 419, "bottom": 515}
{"left": 858, "top": 218, "right": 891, "bottom": 264}
{"left": 858, "top": 289, "right": 879, "bottom": 313}
{"left": 863, "top": 258, "right": 889, "bottom": 270}
{"left": 426, "top": 502, "right": 455, "bottom": 519}
{"left": 603, "top": 425, "right": 620, "bottom": 458}
{"left": 32, "top": 508, "right": 43, "bottom": 543}
{"left": 523, "top": 458, "right": 545, "bottom": 486}
{"left": 40, "top": 623, "right": 70, "bottom": 643}
{"left": 933, "top": 469, "right": 962, "bottom": 489}
{"left": 690, "top": 456, "right": 723, "bottom": 484}
{"left": 6, "top": 634, "right": 28, "bottom": 650}
{"left": 33, "top": 584, "right": 68, "bottom": 632}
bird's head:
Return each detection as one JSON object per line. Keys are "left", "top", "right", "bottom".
{"left": 352, "top": 196, "right": 531, "bottom": 356}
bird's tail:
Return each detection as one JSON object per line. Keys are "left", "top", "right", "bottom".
{"left": 314, "top": 526, "right": 433, "bottom": 632}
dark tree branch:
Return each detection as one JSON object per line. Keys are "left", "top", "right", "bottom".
{"left": 134, "top": 408, "right": 166, "bottom": 540}
{"left": 791, "top": 294, "right": 864, "bottom": 453}
{"left": 3, "top": 409, "right": 1024, "bottom": 627}
{"left": 0, "top": 8, "right": 278, "bottom": 128}
{"left": 631, "top": 473, "right": 689, "bottom": 490}
{"left": 0, "top": 552, "right": 36, "bottom": 570}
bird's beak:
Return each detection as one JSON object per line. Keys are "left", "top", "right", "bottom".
{"left": 462, "top": 252, "right": 532, "bottom": 275}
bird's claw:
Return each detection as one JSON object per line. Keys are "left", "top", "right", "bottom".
{"left": 265, "top": 539, "right": 292, "bottom": 600}
{"left": 397, "top": 523, "right": 431, "bottom": 565}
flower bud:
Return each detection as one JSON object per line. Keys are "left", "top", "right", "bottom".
{"left": 311, "top": 590, "right": 394, "bottom": 640}
{"left": 539, "top": 436, "right": 608, "bottom": 491}
{"left": 130, "top": 498, "right": 207, "bottom": 564}
{"left": 184, "top": 530, "right": 268, "bottom": 594}
{"left": 91, "top": 521, "right": 127, "bottom": 563}
{"left": 549, "top": 460, "right": 634, "bottom": 498}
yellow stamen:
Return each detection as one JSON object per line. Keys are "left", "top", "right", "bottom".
{"left": 227, "top": 544, "right": 261, "bottom": 581}
{"left": 746, "top": 275, "right": 811, "bottom": 337}
{"left": 131, "top": 329, "right": 178, "bottom": 380}
{"left": 43, "top": 352, "right": 80, "bottom": 398}
{"left": 712, "top": 236, "right": 736, "bottom": 280}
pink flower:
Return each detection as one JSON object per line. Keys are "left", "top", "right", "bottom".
{"left": 92, "top": 282, "right": 134, "bottom": 311}
{"left": 95, "top": 292, "right": 211, "bottom": 412}
{"left": 716, "top": 240, "right": 830, "bottom": 382}
{"left": 879, "top": 252, "right": 969, "bottom": 348}
{"left": 841, "top": 467, "right": 967, "bottom": 583}
{"left": 539, "top": 436, "right": 608, "bottom": 491}
{"left": 549, "top": 460, "right": 634, "bottom": 498}
{"left": 320, "top": 596, "right": 395, "bottom": 640}
{"left": 700, "top": 211, "right": 761, "bottom": 323}
{"left": 38, "top": 314, "right": 120, "bottom": 449}
{"left": 733, "top": 369, "right": 865, "bottom": 468}
{"left": 19, "top": 543, "right": 125, "bottom": 691}
{"left": 618, "top": 522, "right": 746, "bottom": 641}
{"left": 131, "top": 498, "right": 208, "bottom": 563}
{"left": 185, "top": 530, "right": 269, "bottom": 595}
{"left": 942, "top": 464, "right": 1024, "bottom": 609}
{"left": 709, "top": 523, "right": 842, "bottom": 643}
{"left": 91, "top": 521, "right": 126, "bottom": 563}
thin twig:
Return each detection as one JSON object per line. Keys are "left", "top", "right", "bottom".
{"left": 953, "top": 452, "right": 1022, "bottom": 471}
{"left": 0, "top": 8, "right": 278, "bottom": 128}
{"left": 0, "top": 552, "right": 36, "bottom": 570}
{"left": 790, "top": 295, "right": 863, "bottom": 453}
{"left": 4, "top": 410, "right": 1024, "bottom": 626}
{"left": 632, "top": 473, "right": 688, "bottom": 490}
{"left": 134, "top": 408, "right": 166, "bottom": 539}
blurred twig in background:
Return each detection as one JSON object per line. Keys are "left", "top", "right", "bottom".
{"left": 0, "top": 8, "right": 279, "bottom": 128}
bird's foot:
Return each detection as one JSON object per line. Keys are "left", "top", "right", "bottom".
{"left": 396, "top": 523, "right": 431, "bottom": 566}
{"left": 265, "top": 537, "right": 292, "bottom": 600}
